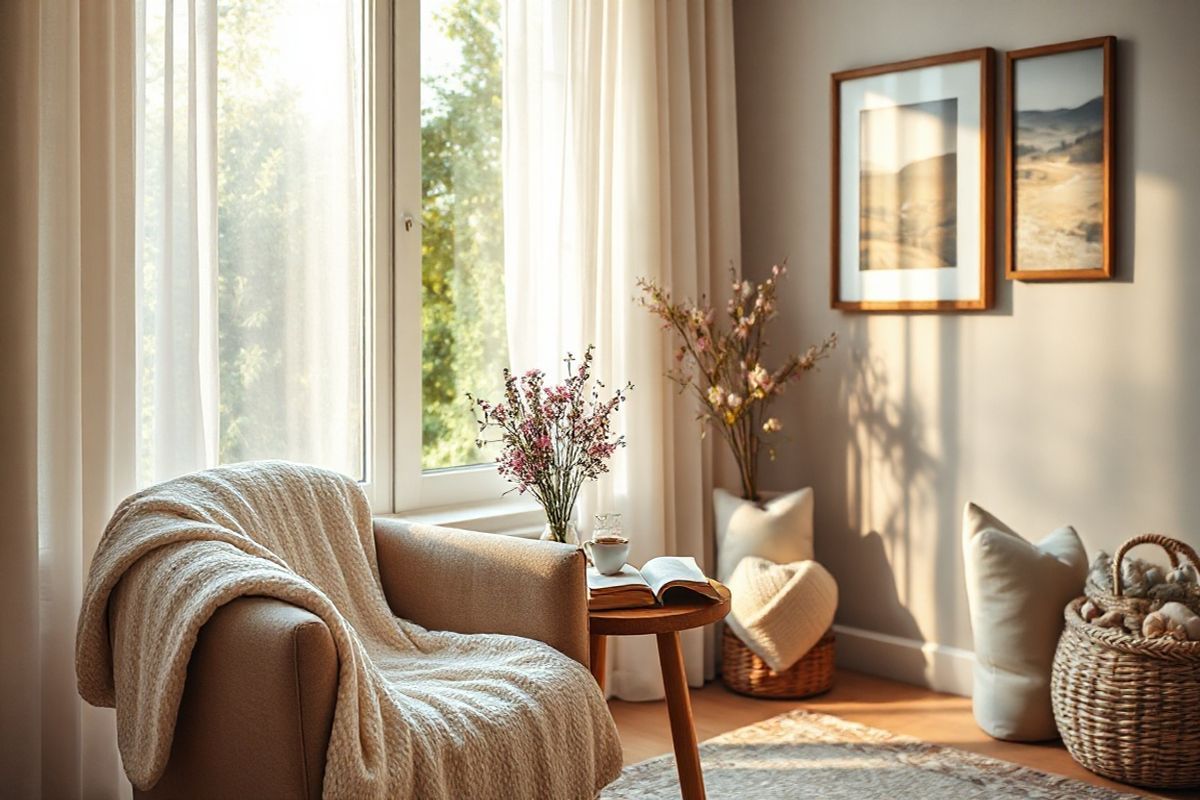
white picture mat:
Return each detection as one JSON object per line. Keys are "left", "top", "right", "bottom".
{"left": 838, "top": 60, "right": 983, "bottom": 303}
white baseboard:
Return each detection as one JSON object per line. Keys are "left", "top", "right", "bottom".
{"left": 833, "top": 624, "right": 975, "bottom": 698}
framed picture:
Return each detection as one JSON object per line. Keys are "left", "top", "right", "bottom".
{"left": 832, "top": 48, "right": 995, "bottom": 312}
{"left": 1006, "top": 36, "right": 1114, "bottom": 281}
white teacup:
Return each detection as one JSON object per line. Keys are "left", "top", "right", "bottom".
{"left": 584, "top": 536, "right": 630, "bottom": 576}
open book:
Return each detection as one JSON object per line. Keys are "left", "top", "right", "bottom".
{"left": 587, "top": 556, "right": 721, "bottom": 611}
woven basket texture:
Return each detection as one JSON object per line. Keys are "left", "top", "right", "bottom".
{"left": 1052, "top": 534, "right": 1200, "bottom": 789}
{"left": 722, "top": 626, "right": 834, "bottom": 699}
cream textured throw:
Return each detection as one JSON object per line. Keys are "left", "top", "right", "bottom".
{"left": 76, "top": 461, "right": 621, "bottom": 798}
{"left": 725, "top": 557, "right": 837, "bottom": 672}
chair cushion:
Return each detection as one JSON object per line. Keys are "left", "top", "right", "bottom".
{"left": 715, "top": 487, "right": 814, "bottom": 582}
{"left": 725, "top": 556, "right": 838, "bottom": 672}
{"left": 962, "top": 502, "right": 1088, "bottom": 741}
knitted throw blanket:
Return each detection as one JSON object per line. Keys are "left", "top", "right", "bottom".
{"left": 76, "top": 461, "right": 621, "bottom": 798}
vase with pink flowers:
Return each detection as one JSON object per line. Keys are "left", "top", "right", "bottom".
{"left": 470, "top": 346, "right": 631, "bottom": 544}
{"left": 637, "top": 264, "right": 836, "bottom": 503}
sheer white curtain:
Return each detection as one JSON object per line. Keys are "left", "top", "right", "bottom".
{"left": 1, "top": 0, "right": 366, "bottom": 793}
{"left": 0, "top": 2, "right": 135, "bottom": 797}
{"left": 138, "top": 0, "right": 366, "bottom": 486}
{"left": 504, "top": 0, "right": 742, "bottom": 700}
{"left": 137, "top": 0, "right": 220, "bottom": 482}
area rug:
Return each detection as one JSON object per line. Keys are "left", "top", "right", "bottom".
{"left": 601, "top": 709, "right": 1139, "bottom": 799}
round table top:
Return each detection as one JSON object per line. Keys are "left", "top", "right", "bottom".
{"left": 588, "top": 581, "right": 731, "bottom": 636}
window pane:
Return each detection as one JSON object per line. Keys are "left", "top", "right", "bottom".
{"left": 420, "top": 0, "right": 509, "bottom": 471}
{"left": 216, "top": 2, "right": 367, "bottom": 478}
{"left": 138, "top": 0, "right": 368, "bottom": 484}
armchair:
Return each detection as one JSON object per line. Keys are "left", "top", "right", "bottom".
{"left": 132, "top": 519, "right": 590, "bottom": 799}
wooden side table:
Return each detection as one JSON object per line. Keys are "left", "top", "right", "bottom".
{"left": 589, "top": 582, "right": 731, "bottom": 800}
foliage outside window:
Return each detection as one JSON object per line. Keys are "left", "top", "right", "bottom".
{"left": 420, "top": 0, "right": 509, "bottom": 471}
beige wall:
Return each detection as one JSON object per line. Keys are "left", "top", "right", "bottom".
{"left": 734, "top": 0, "right": 1200, "bottom": 655}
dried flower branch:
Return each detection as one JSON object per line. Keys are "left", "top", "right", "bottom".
{"left": 638, "top": 264, "right": 836, "bottom": 501}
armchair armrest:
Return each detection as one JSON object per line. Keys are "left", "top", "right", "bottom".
{"left": 134, "top": 597, "right": 338, "bottom": 800}
{"left": 374, "top": 518, "right": 589, "bottom": 667}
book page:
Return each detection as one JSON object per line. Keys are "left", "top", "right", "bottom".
{"left": 640, "top": 556, "right": 711, "bottom": 596}
{"left": 586, "top": 564, "right": 650, "bottom": 592}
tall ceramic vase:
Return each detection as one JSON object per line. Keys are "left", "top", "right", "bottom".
{"left": 713, "top": 487, "right": 815, "bottom": 582}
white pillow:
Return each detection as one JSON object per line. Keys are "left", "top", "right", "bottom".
{"left": 726, "top": 557, "right": 838, "bottom": 672}
{"left": 715, "top": 487, "right": 813, "bottom": 582}
{"left": 962, "top": 503, "right": 1088, "bottom": 741}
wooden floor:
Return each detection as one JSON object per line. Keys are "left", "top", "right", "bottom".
{"left": 608, "top": 669, "right": 1197, "bottom": 799}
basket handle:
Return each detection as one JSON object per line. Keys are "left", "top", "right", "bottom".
{"left": 1112, "top": 533, "right": 1200, "bottom": 597}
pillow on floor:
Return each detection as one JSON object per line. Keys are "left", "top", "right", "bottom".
{"left": 725, "top": 556, "right": 837, "bottom": 672}
{"left": 962, "top": 503, "right": 1088, "bottom": 742}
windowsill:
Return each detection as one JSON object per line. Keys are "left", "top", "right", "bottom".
{"left": 381, "top": 495, "right": 546, "bottom": 539}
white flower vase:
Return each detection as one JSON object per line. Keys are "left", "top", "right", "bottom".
{"left": 713, "top": 487, "right": 815, "bottom": 582}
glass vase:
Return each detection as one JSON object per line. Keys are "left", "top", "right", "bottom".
{"left": 539, "top": 520, "right": 579, "bottom": 545}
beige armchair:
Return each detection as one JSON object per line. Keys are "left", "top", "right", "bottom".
{"left": 132, "top": 519, "right": 590, "bottom": 799}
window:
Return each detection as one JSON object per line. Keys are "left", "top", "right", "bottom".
{"left": 137, "top": 0, "right": 514, "bottom": 513}
{"left": 394, "top": 0, "right": 513, "bottom": 509}
{"left": 215, "top": 3, "right": 369, "bottom": 477}
{"left": 138, "top": 0, "right": 370, "bottom": 485}
{"left": 419, "top": 0, "right": 509, "bottom": 472}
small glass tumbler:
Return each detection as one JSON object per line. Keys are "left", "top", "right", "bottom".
{"left": 605, "top": 513, "right": 623, "bottom": 541}
{"left": 593, "top": 513, "right": 611, "bottom": 541}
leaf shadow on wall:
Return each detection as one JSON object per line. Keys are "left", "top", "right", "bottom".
{"left": 828, "top": 346, "right": 942, "bottom": 680}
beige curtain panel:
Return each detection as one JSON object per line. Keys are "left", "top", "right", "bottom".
{"left": 0, "top": 2, "right": 137, "bottom": 798}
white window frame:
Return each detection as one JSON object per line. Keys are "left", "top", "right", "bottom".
{"left": 366, "top": 0, "right": 526, "bottom": 520}
{"left": 363, "top": 0, "right": 394, "bottom": 513}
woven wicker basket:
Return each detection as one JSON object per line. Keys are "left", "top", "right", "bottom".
{"left": 1052, "top": 534, "right": 1200, "bottom": 789}
{"left": 721, "top": 626, "right": 835, "bottom": 698}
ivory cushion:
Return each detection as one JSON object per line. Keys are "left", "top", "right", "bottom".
{"left": 962, "top": 502, "right": 1088, "bottom": 742}
{"left": 725, "top": 556, "right": 838, "bottom": 672}
{"left": 715, "top": 487, "right": 814, "bottom": 582}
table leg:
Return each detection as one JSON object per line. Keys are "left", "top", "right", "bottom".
{"left": 589, "top": 632, "right": 607, "bottom": 692}
{"left": 656, "top": 631, "right": 705, "bottom": 800}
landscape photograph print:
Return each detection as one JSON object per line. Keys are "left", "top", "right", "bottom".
{"left": 859, "top": 97, "right": 958, "bottom": 271}
{"left": 832, "top": 47, "right": 993, "bottom": 312}
{"left": 1007, "top": 37, "right": 1114, "bottom": 280}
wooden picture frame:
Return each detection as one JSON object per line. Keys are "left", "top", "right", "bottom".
{"left": 831, "top": 48, "right": 995, "bottom": 312}
{"left": 1005, "top": 36, "right": 1115, "bottom": 281}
